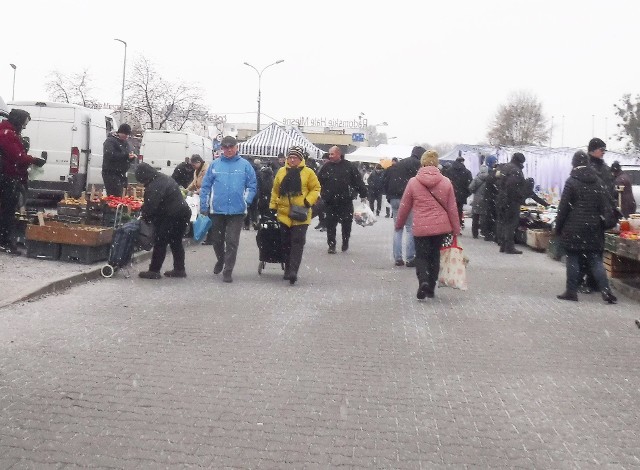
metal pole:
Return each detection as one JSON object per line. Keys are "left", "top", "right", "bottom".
{"left": 114, "top": 39, "right": 127, "bottom": 125}
{"left": 10, "top": 63, "right": 16, "bottom": 100}
{"left": 244, "top": 60, "right": 284, "bottom": 133}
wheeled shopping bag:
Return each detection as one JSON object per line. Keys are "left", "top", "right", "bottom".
{"left": 256, "top": 213, "right": 285, "bottom": 274}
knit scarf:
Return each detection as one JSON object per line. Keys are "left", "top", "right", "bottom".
{"left": 279, "top": 167, "right": 302, "bottom": 197}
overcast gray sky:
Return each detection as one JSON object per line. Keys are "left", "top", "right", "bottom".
{"left": 2, "top": 0, "right": 637, "bottom": 150}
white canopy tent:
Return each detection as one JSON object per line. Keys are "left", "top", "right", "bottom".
{"left": 344, "top": 146, "right": 380, "bottom": 164}
{"left": 238, "top": 122, "right": 324, "bottom": 159}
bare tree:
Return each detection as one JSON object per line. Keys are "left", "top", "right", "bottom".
{"left": 126, "top": 56, "right": 210, "bottom": 132}
{"left": 45, "top": 69, "right": 100, "bottom": 108}
{"left": 614, "top": 93, "right": 640, "bottom": 152}
{"left": 487, "top": 91, "right": 549, "bottom": 146}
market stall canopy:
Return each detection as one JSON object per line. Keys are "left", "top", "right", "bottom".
{"left": 344, "top": 146, "right": 380, "bottom": 164}
{"left": 375, "top": 144, "right": 417, "bottom": 161}
{"left": 238, "top": 122, "right": 324, "bottom": 159}
{"left": 441, "top": 144, "right": 640, "bottom": 202}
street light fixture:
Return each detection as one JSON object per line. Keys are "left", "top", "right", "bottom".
{"left": 9, "top": 63, "right": 16, "bottom": 101}
{"left": 114, "top": 39, "right": 127, "bottom": 125}
{"left": 244, "top": 59, "right": 285, "bottom": 133}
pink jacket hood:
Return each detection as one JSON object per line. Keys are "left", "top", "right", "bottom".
{"left": 395, "top": 166, "right": 461, "bottom": 237}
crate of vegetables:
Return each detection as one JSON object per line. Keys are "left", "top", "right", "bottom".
{"left": 26, "top": 221, "right": 113, "bottom": 246}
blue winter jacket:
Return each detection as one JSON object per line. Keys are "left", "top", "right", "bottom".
{"left": 200, "top": 154, "right": 257, "bottom": 215}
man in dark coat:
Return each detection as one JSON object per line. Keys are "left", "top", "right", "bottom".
{"left": 135, "top": 162, "right": 192, "bottom": 279}
{"left": 495, "top": 152, "right": 528, "bottom": 254}
{"left": 367, "top": 164, "right": 385, "bottom": 216}
{"left": 171, "top": 156, "right": 195, "bottom": 188}
{"left": 555, "top": 151, "right": 616, "bottom": 304}
{"left": 383, "top": 146, "right": 426, "bottom": 266}
{"left": 317, "top": 146, "right": 367, "bottom": 253}
{"left": 443, "top": 155, "right": 473, "bottom": 228}
{"left": 102, "top": 123, "right": 135, "bottom": 196}
{"left": 479, "top": 155, "right": 499, "bottom": 241}
{"left": 611, "top": 161, "right": 637, "bottom": 217}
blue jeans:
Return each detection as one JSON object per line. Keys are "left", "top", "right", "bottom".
{"left": 390, "top": 198, "right": 415, "bottom": 262}
{"left": 565, "top": 251, "right": 609, "bottom": 293}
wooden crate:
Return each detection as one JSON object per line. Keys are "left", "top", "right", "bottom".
{"left": 526, "top": 229, "right": 552, "bottom": 251}
{"left": 604, "top": 233, "right": 618, "bottom": 252}
{"left": 26, "top": 221, "right": 113, "bottom": 247}
{"left": 603, "top": 251, "right": 640, "bottom": 278}
{"left": 616, "top": 238, "right": 640, "bottom": 261}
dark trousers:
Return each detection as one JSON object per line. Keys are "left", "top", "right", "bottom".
{"left": 456, "top": 199, "right": 465, "bottom": 226}
{"left": 0, "top": 176, "right": 21, "bottom": 246}
{"left": 102, "top": 170, "right": 128, "bottom": 197}
{"left": 211, "top": 214, "right": 244, "bottom": 274}
{"left": 325, "top": 201, "right": 354, "bottom": 248}
{"left": 565, "top": 250, "right": 609, "bottom": 293}
{"left": 481, "top": 208, "right": 496, "bottom": 240}
{"left": 368, "top": 190, "right": 383, "bottom": 215}
{"left": 149, "top": 210, "right": 191, "bottom": 272}
{"left": 497, "top": 206, "right": 520, "bottom": 251}
{"left": 244, "top": 198, "right": 259, "bottom": 229}
{"left": 280, "top": 223, "right": 308, "bottom": 277}
{"left": 471, "top": 213, "right": 481, "bottom": 238}
{"left": 149, "top": 208, "right": 191, "bottom": 272}
{"left": 414, "top": 234, "right": 446, "bottom": 290}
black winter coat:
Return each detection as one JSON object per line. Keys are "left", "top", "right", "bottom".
{"left": 171, "top": 161, "right": 195, "bottom": 188}
{"left": 555, "top": 166, "right": 607, "bottom": 252}
{"left": 135, "top": 163, "right": 190, "bottom": 225}
{"left": 495, "top": 162, "right": 528, "bottom": 213}
{"left": 368, "top": 169, "right": 385, "bottom": 193}
{"left": 102, "top": 134, "right": 131, "bottom": 174}
{"left": 383, "top": 156, "right": 420, "bottom": 199}
{"left": 443, "top": 161, "right": 472, "bottom": 204}
{"left": 317, "top": 158, "right": 367, "bottom": 205}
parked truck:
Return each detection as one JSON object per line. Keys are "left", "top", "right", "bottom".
{"left": 139, "top": 130, "right": 213, "bottom": 177}
{"left": 7, "top": 101, "right": 117, "bottom": 200}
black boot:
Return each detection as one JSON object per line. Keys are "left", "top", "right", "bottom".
{"left": 601, "top": 287, "right": 617, "bottom": 304}
{"left": 557, "top": 291, "right": 578, "bottom": 301}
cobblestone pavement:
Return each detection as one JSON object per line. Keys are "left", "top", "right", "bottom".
{"left": 1, "top": 218, "right": 639, "bottom": 469}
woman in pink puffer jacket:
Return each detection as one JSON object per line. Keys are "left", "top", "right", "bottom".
{"left": 395, "top": 150, "right": 461, "bottom": 299}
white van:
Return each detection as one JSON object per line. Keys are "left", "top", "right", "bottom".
{"left": 7, "top": 101, "right": 117, "bottom": 199}
{"left": 139, "top": 130, "right": 213, "bottom": 177}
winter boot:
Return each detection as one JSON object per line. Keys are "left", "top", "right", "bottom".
{"left": 557, "top": 291, "right": 578, "bottom": 301}
{"left": 601, "top": 287, "right": 617, "bottom": 304}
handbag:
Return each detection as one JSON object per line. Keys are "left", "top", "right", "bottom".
{"left": 438, "top": 235, "right": 468, "bottom": 290}
{"left": 137, "top": 218, "right": 155, "bottom": 251}
{"left": 193, "top": 214, "right": 212, "bottom": 241}
{"left": 288, "top": 196, "right": 308, "bottom": 222}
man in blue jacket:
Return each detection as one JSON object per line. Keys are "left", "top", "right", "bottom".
{"left": 200, "top": 136, "right": 257, "bottom": 283}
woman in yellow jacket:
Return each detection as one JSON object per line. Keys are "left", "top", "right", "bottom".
{"left": 270, "top": 146, "right": 321, "bottom": 285}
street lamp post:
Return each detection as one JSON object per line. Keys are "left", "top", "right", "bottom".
{"left": 10, "top": 63, "right": 16, "bottom": 100}
{"left": 114, "top": 39, "right": 127, "bottom": 125}
{"left": 244, "top": 59, "right": 284, "bottom": 133}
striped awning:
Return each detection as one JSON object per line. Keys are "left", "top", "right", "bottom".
{"left": 238, "top": 123, "right": 324, "bottom": 159}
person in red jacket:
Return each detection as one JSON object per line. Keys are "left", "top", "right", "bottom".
{"left": 395, "top": 150, "right": 460, "bottom": 300}
{"left": 0, "top": 109, "right": 44, "bottom": 255}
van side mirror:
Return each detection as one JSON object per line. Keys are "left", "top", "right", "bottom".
{"left": 41, "top": 151, "right": 48, "bottom": 161}
{"left": 167, "top": 160, "right": 171, "bottom": 167}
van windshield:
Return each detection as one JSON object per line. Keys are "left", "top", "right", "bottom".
{"left": 624, "top": 169, "right": 640, "bottom": 185}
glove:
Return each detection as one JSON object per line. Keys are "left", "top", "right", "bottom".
{"left": 270, "top": 209, "right": 277, "bottom": 217}
{"left": 33, "top": 156, "right": 46, "bottom": 167}
{"left": 361, "top": 197, "right": 368, "bottom": 203}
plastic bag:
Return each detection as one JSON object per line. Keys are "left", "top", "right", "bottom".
{"left": 438, "top": 236, "right": 468, "bottom": 290}
{"left": 185, "top": 194, "right": 200, "bottom": 223}
{"left": 137, "top": 218, "right": 155, "bottom": 251}
{"left": 193, "top": 214, "right": 212, "bottom": 241}
{"left": 353, "top": 201, "right": 376, "bottom": 227}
